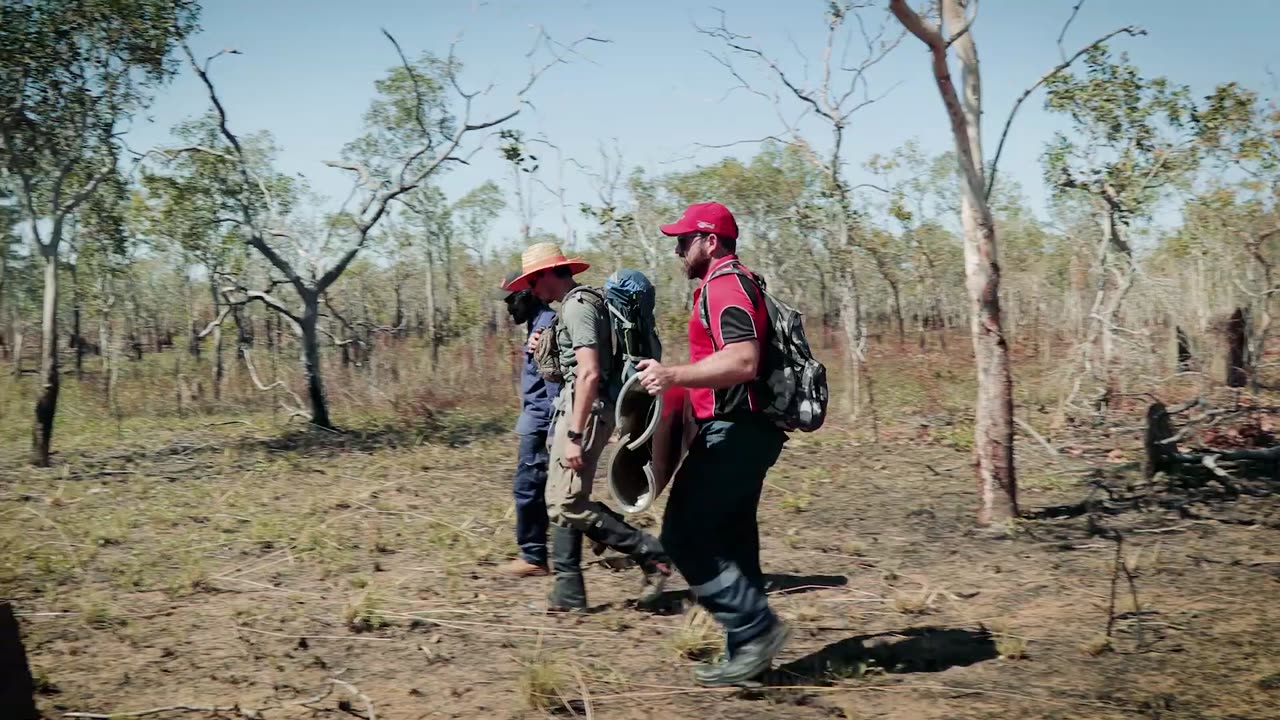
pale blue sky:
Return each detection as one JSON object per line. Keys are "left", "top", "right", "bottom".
{"left": 127, "top": 0, "right": 1280, "bottom": 249}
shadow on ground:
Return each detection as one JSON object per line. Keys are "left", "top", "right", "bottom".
{"left": 241, "top": 410, "right": 510, "bottom": 455}
{"left": 769, "top": 626, "right": 997, "bottom": 684}
{"left": 631, "top": 573, "right": 850, "bottom": 616}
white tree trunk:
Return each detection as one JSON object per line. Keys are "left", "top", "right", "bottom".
{"left": 32, "top": 243, "right": 60, "bottom": 466}
{"left": 892, "top": 0, "right": 1019, "bottom": 523}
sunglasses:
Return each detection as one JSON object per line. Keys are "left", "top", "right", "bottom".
{"left": 675, "top": 232, "right": 706, "bottom": 253}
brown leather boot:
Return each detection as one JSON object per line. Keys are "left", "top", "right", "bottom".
{"left": 497, "top": 557, "right": 549, "bottom": 578}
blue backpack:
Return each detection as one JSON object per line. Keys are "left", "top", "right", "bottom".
{"left": 601, "top": 270, "right": 662, "bottom": 401}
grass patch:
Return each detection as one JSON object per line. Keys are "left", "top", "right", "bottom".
{"left": 343, "top": 587, "right": 393, "bottom": 632}
{"left": 986, "top": 620, "right": 1029, "bottom": 660}
{"left": 518, "top": 649, "right": 574, "bottom": 712}
{"left": 669, "top": 606, "right": 723, "bottom": 662}
{"left": 892, "top": 589, "right": 934, "bottom": 616}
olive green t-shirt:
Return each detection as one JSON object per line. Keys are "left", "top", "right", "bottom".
{"left": 556, "top": 286, "right": 613, "bottom": 399}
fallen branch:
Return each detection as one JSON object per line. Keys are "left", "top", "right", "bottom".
{"left": 1014, "top": 417, "right": 1059, "bottom": 457}
{"left": 64, "top": 703, "right": 263, "bottom": 719}
{"left": 330, "top": 678, "right": 377, "bottom": 720}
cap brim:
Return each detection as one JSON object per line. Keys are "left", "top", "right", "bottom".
{"left": 660, "top": 220, "right": 697, "bottom": 237}
{"left": 504, "top": 259, "right": 591, "bottom": 293}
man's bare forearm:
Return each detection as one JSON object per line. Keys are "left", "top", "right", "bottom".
{"left": 572, "top": 368, "right": 599, "bottom": 434}
{"left": 670, "top": 342, "right": 758, "bottom": 389}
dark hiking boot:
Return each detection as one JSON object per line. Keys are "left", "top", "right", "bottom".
{"left": 546, "top": 525, "right": 586, "bottom": 612}
{"left": 636, "top": 556, "right": 673, "bottom": 609}
{"left": 693, "top": 620, "right": 791, "bottom": 688}
{"left": 583, "top": 509, "right": 671, "bottom": 607}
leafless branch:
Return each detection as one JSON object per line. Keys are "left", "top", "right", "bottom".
{"left": 381, "top": 28, "right": 433, "bottom": 143}
{"left": 181, "top": 41, "right": 306, "bottom": 293}
{"left": 195, "top": 307, "right": 232, "bottom": 339}
{"left": 221, "top": 284, "right": 302, "bottom": 329}
{"left": 330, "top": 678, "right": 378, "bottom": 720}
{"left": 985, "top": 23, "right": 1146, "bottom": 199}
{"left": 1015, "top": 416, "right": 1060, "bottom": 456}
{"left": 241, "top": 348, "right": 309, "bottom": 419}
{"left": 64, "top": 705, "right": 260, "bottom": 720}
{"left": 697, "top": 12, "right": 826, "bottom": 120}
{"left": 323, "top": 159, "right": 373, "bottom": 189}
{"left": 1058, "top": 0, "right": 1086, "bottom": 62}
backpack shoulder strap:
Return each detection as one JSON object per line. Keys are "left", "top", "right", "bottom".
{"left": 563, "top": 285, "right": 616, "bottom": 366}
{"left": 697, "top": 262, "right": 767, "bottom": 350}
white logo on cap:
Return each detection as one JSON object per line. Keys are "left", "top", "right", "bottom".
{"left": 696, "top": 221, "right": 715, "bottom": 230}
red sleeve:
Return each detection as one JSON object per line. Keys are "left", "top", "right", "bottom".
{"left": 704, "top": 272, "right": 765, "bottom": 348}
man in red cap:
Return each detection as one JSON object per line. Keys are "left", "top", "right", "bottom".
{"left": 636, "top": 202, "right": 790, "bottom": 686}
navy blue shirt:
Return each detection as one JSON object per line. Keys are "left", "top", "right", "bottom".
{"left": 516, "top": 305, "right": 561, "bottom": 435}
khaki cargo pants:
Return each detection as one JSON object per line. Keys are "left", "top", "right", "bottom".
{"left": 546, "top": 386, "right": 616, "bottom": 528}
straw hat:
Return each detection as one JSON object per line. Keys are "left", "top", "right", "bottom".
{"left": 503, "top": 242, "right": 590, "bottom": 292}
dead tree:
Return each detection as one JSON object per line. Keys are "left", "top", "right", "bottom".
{"left": 697, "top": 3, "right": 903, "bottom": 436}
{"left": 177, "top": 30, "right": 597, "bottom": 428}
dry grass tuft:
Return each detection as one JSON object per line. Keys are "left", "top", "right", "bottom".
{"left": 986, "top": 619, "right": 1029, "bottom": 660}
{"left": 669, "top": 605, "right": 723, "bottom": 661}
{"left": 517, "top": 649, "right": 573, "bottom": 711}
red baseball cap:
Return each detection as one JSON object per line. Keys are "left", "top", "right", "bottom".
{"left": 660, "top": 202, "right": 738, "bottom": 240}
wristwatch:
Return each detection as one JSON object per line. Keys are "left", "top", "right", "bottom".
{"left": 566, "top": 429, "right": 584, "bottom": 444}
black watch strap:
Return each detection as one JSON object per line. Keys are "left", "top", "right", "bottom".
{"left": 566, "top": 429, "right": 584, "bottom": 442}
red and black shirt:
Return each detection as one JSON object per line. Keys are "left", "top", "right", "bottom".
{"left": 688, "top": 254, "right": 768, "bottom": 421}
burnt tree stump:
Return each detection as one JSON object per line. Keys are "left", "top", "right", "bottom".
{"left": 0, "top": 602, "right": 38, "bottom": 719}
{"left": 1144, "top": 402, "right": 1176, "bottom": 480}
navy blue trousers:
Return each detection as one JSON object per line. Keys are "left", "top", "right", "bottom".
{"left": 513, "top": 431, "right": 551, "bottom": 566}
{"left": 661, "top": 416, "right": 786, "bottom": 653}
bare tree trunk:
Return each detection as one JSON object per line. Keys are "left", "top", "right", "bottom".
{"left": 32, "top": 247, "right": 59, "bottom": 466}
{"left": 300, "top": 296, "right": 332, "bottom": 429}
{"left": 71, "top": 260, "right": 84, "bottom": 379}
{"left": 425, "top": 247, "right": 440, "bottom": 370}
{"left": 837, "top": 268, "right": 878, "bottom": 439}
{"left": 97, "top": 275, "right": 115, "bottom": 402}
{"left": 894, "top": 0, "right": 1018, "bottom": 524}
{"left": 10, "top": 315, "right": 23, "bottom": 377}
{"left": 208, "top": 276, "right": 224, "bottom": 401}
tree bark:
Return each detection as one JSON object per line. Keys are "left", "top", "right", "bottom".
{"left": 10, "top": 316, "right": 23, "bottom": 377}
{"left": 208, "top": 276, "right": 224, "bottom": 401}
{"left": 424, "top": 246, "right": 440, "bottom": 370}
{"left": 32, "top": 245, "right": 60, "bottom": 466}
{"left": 299, "top": 296, "right": 332, "bottom": 429}
{"left": 893, "top": 0, "right": 1018, "bottom": 524}
{"left": 71, "top": 260, "right": 84, "bottom": 379}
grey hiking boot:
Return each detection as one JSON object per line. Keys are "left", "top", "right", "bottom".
{"left": 636, "top": 556, "right": 672, "bottom": 609}
{"left": 693, "top": 620, "right": 791, "bottom": 687}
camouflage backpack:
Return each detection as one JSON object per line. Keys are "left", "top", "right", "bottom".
{"left": 697, "top": 263, "right": 828, "bottom": 432}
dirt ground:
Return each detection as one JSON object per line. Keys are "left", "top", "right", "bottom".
{"left": 3, "top": 398, "right": 1279, "bottom": 720}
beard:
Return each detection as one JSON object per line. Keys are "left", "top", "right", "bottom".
{"left": 683, "top": 254, "right": 709, "bottom": 280}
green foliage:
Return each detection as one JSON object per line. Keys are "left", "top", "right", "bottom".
{"left": 139, "top": 114, "right": 295, "bottom": 271}
{"left": 1043, "top": 45, "right": 1199, "bottom": 222}
{"left": 0, "top": 0, "right": 200, "bottom": 225}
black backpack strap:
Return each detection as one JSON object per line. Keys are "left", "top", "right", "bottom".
{"left": 697, "top": 262, "right": 764, "bottom": 351}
